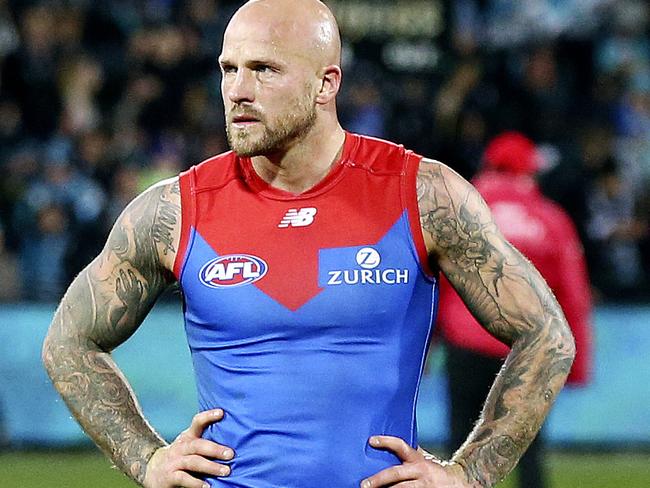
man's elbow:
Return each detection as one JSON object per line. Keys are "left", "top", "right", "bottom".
{"left": 41, "top": 327, "right": 75, "bottom": 379}
{"left": 550, "top": 317, "right": 577, "bottom": 370}
{"left": 41, "top": 330, "right": 59, "bottom": 379}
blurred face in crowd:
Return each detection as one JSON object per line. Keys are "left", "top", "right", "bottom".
{"left": 219, "top": 0, "right": 340, "bottom": 157}
{"left": 23, "top": 5, "right": 55, "bottom": 52}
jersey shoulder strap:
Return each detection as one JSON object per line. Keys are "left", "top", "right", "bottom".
{"left": 173, "top": 151, "right": 239, "bottom": 278}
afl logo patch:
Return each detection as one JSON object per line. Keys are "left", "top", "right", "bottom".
{"left": 199, "top": 254, "right": 268, "bottom": 288}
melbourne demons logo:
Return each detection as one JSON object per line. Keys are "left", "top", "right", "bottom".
{"left": 199, "top": 254, "right": 268, "bottom": 288}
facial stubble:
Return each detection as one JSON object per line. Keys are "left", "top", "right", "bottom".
{"left": 226, "top": 89, "right": 318, "bottom": 157}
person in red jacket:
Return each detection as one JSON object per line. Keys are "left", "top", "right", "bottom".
{"left": 437, "top": 131, "right": 593, "bottom": 488}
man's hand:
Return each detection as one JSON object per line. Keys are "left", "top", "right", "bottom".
{"left": 361, "top": 436, "right": 471, "bottom": 488}
{"left": 143, "top": 409, "right": 234, "bottom": 488}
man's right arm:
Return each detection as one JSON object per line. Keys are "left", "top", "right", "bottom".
{"left": 42, "top": 180, "right": 181, "bottom": 483}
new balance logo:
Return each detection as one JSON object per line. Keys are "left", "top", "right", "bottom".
{"left": 278, "top": 207, "right": 317, "bottom": 228}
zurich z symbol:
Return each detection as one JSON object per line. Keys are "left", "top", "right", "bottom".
{"left": 199, "top": 254, "right": 268, "bottom": 288}
{"left": 278, "top": 207, "right": 317, "bottom": 228}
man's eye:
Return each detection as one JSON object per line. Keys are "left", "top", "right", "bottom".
{"left": 255, "top": 65, "right": 273, "bottom": 73}
{"left": 221, "top": 65, "right": 237, "bottom": 74}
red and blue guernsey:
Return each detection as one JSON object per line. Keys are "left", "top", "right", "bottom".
{"left": 173, "top": 132, "right": 438, "bottom": 487}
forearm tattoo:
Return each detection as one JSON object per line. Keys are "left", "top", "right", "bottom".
{"left": 42, "top": 180, "right": 180, "bottom": 484}
{"left": 417, "top": 162, "right": 576, "bottom": 487}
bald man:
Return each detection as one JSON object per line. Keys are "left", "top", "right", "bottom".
{"left": 43, "top": 1, "right": 575, "bottom": 487}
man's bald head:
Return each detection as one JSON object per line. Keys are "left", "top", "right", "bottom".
{"left": 225, "top": 0, "right": 341, "bottom": 68}
{"left": 219, "top": 0, "right": 344, "bottom": 157}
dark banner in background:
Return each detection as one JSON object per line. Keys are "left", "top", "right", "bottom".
{"left": 330, "top": 0, "right": 446, "bottom": 73}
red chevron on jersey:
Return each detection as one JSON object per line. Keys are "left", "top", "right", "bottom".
{"left": 174, "top": 132, "right": 431, "bottom": 310}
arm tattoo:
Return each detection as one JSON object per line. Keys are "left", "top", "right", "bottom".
{"left": 417, "top": 162, "right": 575, "bottom": 487}
{"left": 42, "top": 179, "right": 181, "bottom": 485}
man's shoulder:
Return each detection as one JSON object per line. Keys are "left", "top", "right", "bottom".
{"left": 139, "top": 176, "right": 180, "bottom": 210}
{"left": 180, "top": 150, "right": 239, "bottom": 190}
{"left": 414, "top": 158, "right": 479, "bottom": 216}
{"left": 349, "top": 133, "right": 423, "bottom": 173}
{"left": 128, "top": 177, "right": 182, "bottom": 274}
{"left": 192, "top": 150, "right": 237, "bottom": 170}
{"left": 415, "top": 157, "right": 460, "bottom": 185}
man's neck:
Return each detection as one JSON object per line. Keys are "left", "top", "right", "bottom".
{"left": 250, "top": 122, "right": 346, "bottom": 194}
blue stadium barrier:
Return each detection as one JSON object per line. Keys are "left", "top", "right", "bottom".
{"left": 1, "top": 303, "right": 648, "bottom": 447}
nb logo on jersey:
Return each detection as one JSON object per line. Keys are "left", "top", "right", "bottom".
{"left": 278, "top": 207, "right": 317, "bottom": 228}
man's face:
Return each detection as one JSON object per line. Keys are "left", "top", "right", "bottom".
{"left": 219, "top": 18, "right": 319, "bottom": 157}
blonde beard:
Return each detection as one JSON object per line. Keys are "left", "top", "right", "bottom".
{"left": 227, "top": 94, "right": 317, "bottom": 157}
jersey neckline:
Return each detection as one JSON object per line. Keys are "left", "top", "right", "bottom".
{"left": 237, "top": 131, "right": 359, "bottom": 201}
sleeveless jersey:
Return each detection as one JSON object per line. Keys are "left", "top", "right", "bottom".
{"left": 174, "top": 132, "right": 438, "bottom": 487}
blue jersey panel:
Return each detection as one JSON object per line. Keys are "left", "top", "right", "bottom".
{"left": 181, "top": 212, "right": 437, "bottom": 487}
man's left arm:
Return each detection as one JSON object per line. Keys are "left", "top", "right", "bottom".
{"left": 362, "top": 160, "right": 575, "bottom": 488}
{"left": 551, "top": 211, "right": 592, "bottom": 386}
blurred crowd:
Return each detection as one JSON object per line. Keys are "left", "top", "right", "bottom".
{"left": 0, "top": 0, "right": 649, "bottom": 302}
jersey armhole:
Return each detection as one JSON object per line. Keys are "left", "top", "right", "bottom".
{"left": 173, "top": 167, "right": 197, "bottom": 280}
{"left": 401, "top": 153, "right": 436, "bottom": 279}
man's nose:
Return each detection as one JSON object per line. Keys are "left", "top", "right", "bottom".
{"left": 227, "top": 69, "right": 255, "bottom": 104}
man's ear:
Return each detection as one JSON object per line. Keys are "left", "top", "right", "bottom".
{"left": 316, "top": 65, "right": 342, "bottom": 104}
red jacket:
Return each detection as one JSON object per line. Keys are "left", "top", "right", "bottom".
{"left": 436, "top": 171, "right": 592, "bottom": 385}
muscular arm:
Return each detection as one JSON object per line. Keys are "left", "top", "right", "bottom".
{"left": 417, "top": 160, "right": 576, "bottom": 487}
{"left": 42, "top": 179, "right": 181, "bottom": 484}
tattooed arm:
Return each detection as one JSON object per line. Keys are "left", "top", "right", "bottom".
{"left": 419, "top": 161, "right": 575, "bottom": 486}
{"left": 42, "top": 179, "right": 233, "bottom": 487}
{"left": 41, "top": 179, "right": 180, "bottom": 481}
{"left": 361, "top": 160, "right": 575, "bottom": 488}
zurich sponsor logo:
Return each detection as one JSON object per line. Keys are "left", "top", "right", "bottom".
{"left": 327, "top": 247, "right": 409, "bottom": 286}
{"left": 199, "top": 254, "right": 268, "bottom": 289}
{"left": 356, "top": 247, "right": 381, "bottom": 269}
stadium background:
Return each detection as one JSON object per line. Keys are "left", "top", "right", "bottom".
{"left": 1, "top": 0, "right": 649, "bottom": 486}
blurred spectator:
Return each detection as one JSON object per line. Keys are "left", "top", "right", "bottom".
{"left": 180, "top": 0, "right": 232, "bottom": 58}
{"left": 1, "top": 4, "right": 62, "bottom": 139}
{"left": 0, "top": 222, "right": 20, "bottom": 302}
{"left": 433, "top": 59, "right": 483, "bottom": 141}
{"left": 139, "top": 141, "right": 184, "bottom": 191}
{"left": 342, "top": 76, "right": 386, "bottom": 138}
{"left": 105, "top": 165, "right": 142, "bottom": 226}
{"left": 585, "top": 158, "right": 648, "bottom": 299}
{"left": 388, "top": 75, "right": 433, "bottom": 155}
{"left": 437, "top": 132, "right": 593, "bottom": 488}
{"left": 506, "top": 45, "right": 574, "bottom": 145}
{"left": 0, "top": 98, "right": 24, "bottom": 159}
{"left": 59, "top": 54, "right": 105, "bottom": 136}
{"left": 75, "top": 128, "right": 117, "bottom": 190}
{"left": 540, "top": 123, "right": 613, "bottom": 248}
{"left": 432, "top": 57, "right": 494, "bottom": 179}
{"left": 0, "top": 145, "right": 40, "bottom": 250}
{"left": 595, "top": 0, "right": 650, "bottom": 87}
{"left": 0, "top": 0, "right": 19, "bottom": 60}
{"left": 12, "top": 152, "right": 107, "bottom": 298}
{"left": 17, "top": 202, "right": 70, "bottom": 301}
